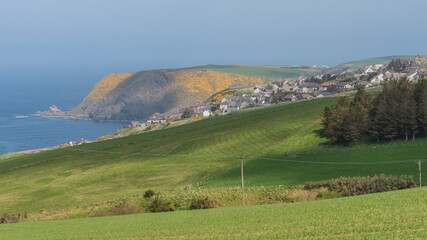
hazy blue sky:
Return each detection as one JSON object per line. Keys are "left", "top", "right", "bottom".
{"left": 1, "top": 0, "right": 427, "bottom": 78}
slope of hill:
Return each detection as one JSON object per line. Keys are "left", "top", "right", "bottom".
{"left": 1, "top": 97, "right": 426, "bottom": 214}
{"left": 181, "top": 64, "right": 322, "bottom": 79}
{"left": 1, "top": 188, "right": 425, "bottom": 239}
{"left": 72, "top": 69, "right": 265, "bottom": 120}
{"left": 339, "top": 55, "right": 415, "bottom": 69}
{"left": 72, "top": 73, "right": 133, "bottom": 114}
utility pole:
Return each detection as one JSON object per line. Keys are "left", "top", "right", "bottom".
{"left": 416, "top": 160, "right": 423, "bottom": 188}
{"left": 236, "top": 156, "right": 247, "bottom": 206}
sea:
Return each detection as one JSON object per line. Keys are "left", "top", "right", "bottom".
{"left": 0, "top": 69, "right": 125, "bottom": 155}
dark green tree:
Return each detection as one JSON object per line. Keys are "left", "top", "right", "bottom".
{"left": 414, "top": 78, "right": 427, "bottom": 137}
{"left": 181, "top": 108, "right": 194, "bottom": 119}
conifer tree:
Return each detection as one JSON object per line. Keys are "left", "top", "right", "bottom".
{"left": 414, "top": 78, "right": 427, "bottom": 137}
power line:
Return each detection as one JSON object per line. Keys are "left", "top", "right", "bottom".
{"left": 62, "top": 148, "right": 426, "bottom": 165}
{"left": 259, "top": 157, "right": 426, "bottom": 165}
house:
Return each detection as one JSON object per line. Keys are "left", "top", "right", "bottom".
{"left": 281, "top": 82, "right": 291, "bottom": 92}
{"left": 336, "top": 82, "right": 354, "bottom": 89}
{"left": 298, "top": 75, "right": 308, "bottom": 84}
{"left": 166, "top": 108, "right": 185, "bottom": 120}
{"left": 253, "top": 86, "right": 265, "bottom": 94}
{"left": 289, "top": 86, "right": 299, "bottom": 92}
{"left": 321, "top": 81, "right": 338, "bottom": 86}
{"left": 389, "top": 73, "right": 406, "bottom": 80}
{"left": 415, "top": 54, "right": 427, "bottom": 66}
{"left": 149, "top": 113, "right": 167, "bottom": 124}
{"left": 220, "top": 101, "right": 231, "bottom": 111}
{"left": 191, "top": 103, "right": 211, "bottom": 114}
{"left": 298, "top": 82, "right": 319, "bottom": 93}
{"left": 223, "top": 107, "right": 237, "bottom": 114}
{"left": 76, "top": 138, "right": 90, "bottom": 145}
{"left": 203, "top": 109, "right": 212, "bottom": 117}
{"left": 341, "top": 68, "right": 356, "bottom": 77}
{"left": 131, "top": 121, "right": 140, "bottom": 127}
{"left": 404, "top": 70, "right": 420, "bottom": 81}
{"left": 234, "top": 102, "right": 249, "bottom": 110}
{"left": 356, "top": 81, "right": 372, "bottom": 88}
{"left": 299, "top": 93, "right": 314, "bottom": 100}
{"left": 282, "top": 94, "right": 298, "bottom": 102}
{"left": 370, "top": 73, "right": 385, "bottom": 85}
{"left": 319, "top": 81, "right": 338, "bottom": 91}
{"left": 363, "top": 65, "right": 376, "bottom": 74}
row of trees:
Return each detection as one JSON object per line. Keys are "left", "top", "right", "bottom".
{"left": 322, "top": 79, "right": 427, "bottom": 145}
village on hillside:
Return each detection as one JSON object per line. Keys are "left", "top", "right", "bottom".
{"left": 128, "top": 55, "right": 427, "bottom": 128}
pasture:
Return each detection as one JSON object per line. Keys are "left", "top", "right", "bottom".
{"left": 0, "top": 98, "right": 334, "bottom": 213}
{"left": 0, "top": 188, "right": 425, "bottom": 239}
{"left": 182, "top": 64, "right": 322, "bottom": 79}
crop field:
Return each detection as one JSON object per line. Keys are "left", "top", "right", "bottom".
{"left": 0, "top": 98, "right": 335, "bottom": 213}
{"left": 0, "top": 188, "right": 425, "bottom": 239}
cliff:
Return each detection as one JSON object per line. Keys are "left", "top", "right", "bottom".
{"left": 73, "top": 69, "right": 266, "bottom": 121}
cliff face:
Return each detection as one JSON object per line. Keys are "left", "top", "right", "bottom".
{"left": 73, "top": 69, "right": 265, "bottom": 121}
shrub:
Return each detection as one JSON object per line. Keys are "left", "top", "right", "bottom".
{"left": 0, "top": 213, "right": 20, "bottom": 224}
{"left": 147, "top": 198, "right": 175, "bottom": 213}
{"left": 190, "top": 197, "right": 217, "bottom": 210}
{"left": 304, "top": 174, "right": 416, "bottom": 196}
{"left": 144, "top": 190, "right": 156, "bottom": 198}
{"left": 111, "top": 203, "right": 139, "bottom": 216}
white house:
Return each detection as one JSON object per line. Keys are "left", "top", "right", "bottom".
{"left": 405, "top": 70, "right": 420, "bottom": 81}
{"left": 253, "top": 86, "right": 265, "bottom": 94}
{"left": 370, "top": 73, "right": 385, "bottom": 85}
{"left": 336, "top": 82, "right": 354, "bottom": 89}
{"left": 203, "top": 109, "right": 212, "bottom": 117}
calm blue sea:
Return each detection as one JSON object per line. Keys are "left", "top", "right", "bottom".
{"left": 0, "top": 70, "right": 125, "bottom": 155}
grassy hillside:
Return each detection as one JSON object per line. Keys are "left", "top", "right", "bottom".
{"left": 1, "top": 188, "right": 425, "bottom": 239}
{"left": 204, "top": 137, "right": 427, "bottom": 187}
{"left": 2, "top": 97, "right": 426, "bottom": 214}
{"left": 182, "top": 64, "right": 322, "bottom": 79}
{"left": 0, "top": 98, "right": 335, "bottom": 213}
{"left": 339, "top": 55, "right": 415, "bottom": 69}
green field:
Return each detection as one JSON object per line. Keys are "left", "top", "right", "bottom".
{"left": 182, "top": 64, "right": 322, "bottom": 79}
{"left": 338, "top": 55, "right": 414, "bottom": 69}
{"left": 1, "top": 96, "right": 426, "bottom": 215}
{"left": 178, "top": 55, "right": 415, "bottom": 80}
{"left": 204, "top": 137, "right": 427, "bottom": 187}
{"left": 0, "top": 98, "right": 335, "bottom": 213}
{"left": 1, "top": 188, "right": 425, "bottom": 239}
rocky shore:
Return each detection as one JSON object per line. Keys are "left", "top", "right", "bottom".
{"left": 32, "top": 105, "right": 89, "bottom": 120}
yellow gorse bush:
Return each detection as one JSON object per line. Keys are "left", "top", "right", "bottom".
{"left": 166, "top": 71, "right": 265, "bottom": 104}
{"left": 85, "top": 73, "right": 133, "bottom": 102}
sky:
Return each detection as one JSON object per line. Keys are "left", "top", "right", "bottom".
{"left": 1, "top": 0, "right": 427, "bottom": 83}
